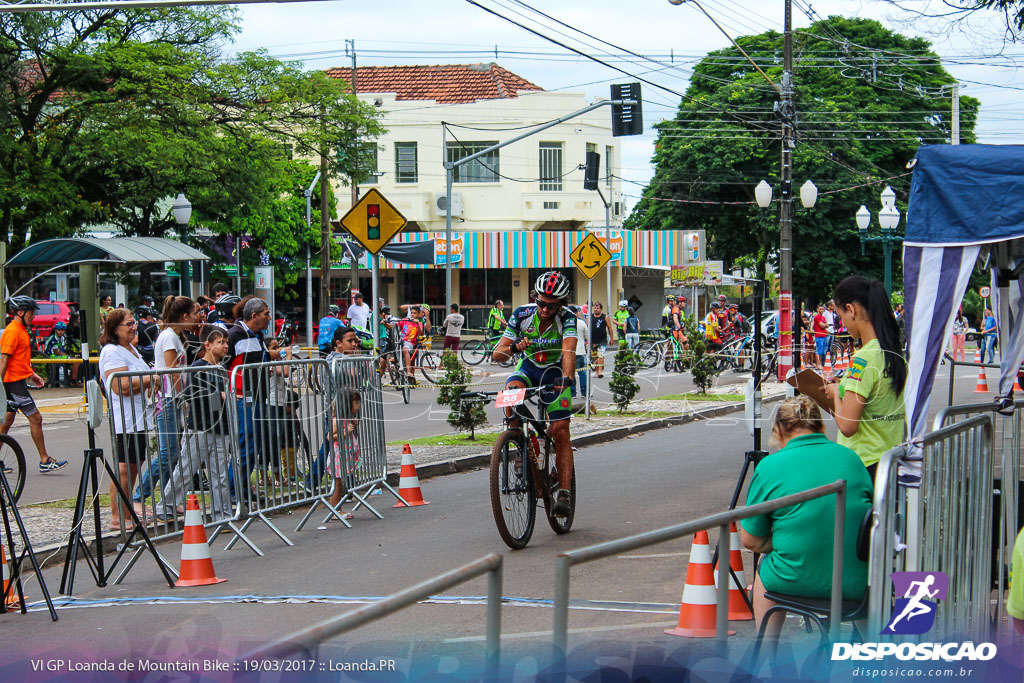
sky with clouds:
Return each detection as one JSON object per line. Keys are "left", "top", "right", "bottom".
{"left": 226, "top": 0, "right": 1024, "bottom": 210}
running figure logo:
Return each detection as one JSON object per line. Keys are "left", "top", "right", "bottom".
{"left": 883, "top": 571, "right": 949, "bottom": 635}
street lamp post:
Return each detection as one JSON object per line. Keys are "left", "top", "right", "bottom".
{"left": 755, "top": 178, "right": 816, "bottom": 378}
{"left": 856, "top": 186, "right": 903, "bottom": 296}
{"left": 172, "top": 192, "right": 192, "bottom": 296}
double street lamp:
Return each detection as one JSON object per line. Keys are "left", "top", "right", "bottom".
{"left": 855, "top": 186, "right": 903, "bottom": 296}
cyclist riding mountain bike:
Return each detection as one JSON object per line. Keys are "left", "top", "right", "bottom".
{"left": 491, "top": 271, "right": 577, "bottom": 516}
{"left": 397, "top": 306, "right": 425, "bottom": 383}
{"left": 487, "top": 300, "right": 507, "bottom": 338}
{"left": 318, "top": 304, "right": 343, "bottom": 357}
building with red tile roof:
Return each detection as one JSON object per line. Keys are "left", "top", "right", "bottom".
{"left": 324, "top": 63, "right": 543, "bottom": 104}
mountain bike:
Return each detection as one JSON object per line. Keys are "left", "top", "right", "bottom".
{"left": 0, "top": 434, "right": 27, "bottom": 504}
{"left": 415, "top": 337, "right": 441, "bottom": 384}
{"left": 461, "top": 335, "right": 514, "bottom": 367}
{"left": 377, "top": 326, "right": 411, "bottom": 403}
{"left": 461, "top": 384, "right": 576, "bottom": 549}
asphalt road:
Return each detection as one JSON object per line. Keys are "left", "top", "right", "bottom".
{"left": 0, "top": 354, "right": 1004, "bottom": 680}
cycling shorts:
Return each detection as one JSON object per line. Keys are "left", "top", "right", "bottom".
{"left": 3, "top": 379, "right": 38, "bottom": 417}
{"left": 505, "top": 362, "right": 572, "bottom": 422}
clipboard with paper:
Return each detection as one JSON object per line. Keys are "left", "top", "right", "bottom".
{"left": 785, "top": 368, "right": 836, "bottom": 415}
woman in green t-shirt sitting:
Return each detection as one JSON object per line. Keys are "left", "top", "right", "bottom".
{"left": 824, "top": 275, "right": 907, "bottom": 481}
{"left": 741, "top": 396, "right": 873, "bottom": 648}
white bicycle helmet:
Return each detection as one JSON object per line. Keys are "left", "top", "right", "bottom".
{"left": 534, "top": 271, "right": 571, "bottom": 300}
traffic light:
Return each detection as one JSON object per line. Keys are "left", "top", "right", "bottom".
{"left": 367, "top": 203, "right": 380, "bottom": 240}
{"left": 583, "top": 151, "right": 600, "bottom": 191}
{"left": 611, "top": 82, "right": 643, "bottom": 137}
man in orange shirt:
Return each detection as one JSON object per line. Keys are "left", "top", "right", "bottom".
{"left": 1, "top": 296, "right": 67, "bottom": 474}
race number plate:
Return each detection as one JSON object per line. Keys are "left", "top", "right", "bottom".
{"left": 495, "top": 388, "right": 526, "bottom": 408}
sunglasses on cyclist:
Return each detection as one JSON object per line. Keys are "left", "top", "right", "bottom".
{"left": 535, "top": 299, "right": 561, "bottom": 311}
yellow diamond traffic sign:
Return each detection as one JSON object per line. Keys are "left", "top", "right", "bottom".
{"left": 570, "top": 232, "right": 612, "bottom": 280}
{"left": 339, "top": 188, "right": 408, "bottom": 255}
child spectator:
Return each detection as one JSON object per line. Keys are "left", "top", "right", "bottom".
{"left": 160, "top": 325, "right": 233, "bottom": 522}
{"left": 328, "top": 388, "right": 361, "bottom": 519}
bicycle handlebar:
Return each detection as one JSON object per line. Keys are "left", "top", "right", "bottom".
{"left": 458, "top": 383, "right": 558, "bottom": 401}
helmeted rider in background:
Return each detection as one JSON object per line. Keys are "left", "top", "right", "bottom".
{"left": 492, "top": 271, "right": 577, "bottom": 516}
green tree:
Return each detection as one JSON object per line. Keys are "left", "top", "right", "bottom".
{"left": 627, "top": 16, "right": 978, "bottom": 304}
{"left": 436, "top": 350, "right": 488, "bottom": 439}
{"left": 609, "top": 342, "right": 641, "bottom": 412}
{"left": 684, "top": 317, "right": 717, "bottom": 394}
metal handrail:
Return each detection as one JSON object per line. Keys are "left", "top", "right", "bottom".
{"left": 241, "top": 553, "right": 503, "bottom": 664}
{"left": 552, "top": 480, "right": 848, "bottom": 655}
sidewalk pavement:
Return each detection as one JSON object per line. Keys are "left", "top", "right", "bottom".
{"left": 13, "top": 380, "right": 788, "bottom": 568}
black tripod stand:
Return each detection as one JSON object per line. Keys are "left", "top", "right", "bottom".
{"left": 59, "top": 311, "right": 175, "bottom": 594}
{"left": 1, "top": 465, "right": 57, "bottom": 620}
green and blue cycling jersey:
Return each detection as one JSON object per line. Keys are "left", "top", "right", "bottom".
{"left": 502, "top": 304, "right": 578, "bottom": 421}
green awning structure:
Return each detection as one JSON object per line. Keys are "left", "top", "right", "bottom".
{"left": 6, "top": 236, "right": 208, "bottom": 266}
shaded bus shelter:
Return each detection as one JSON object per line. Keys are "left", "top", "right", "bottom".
{"left": 4, "top": 236, "right": 208, "bottom": 350}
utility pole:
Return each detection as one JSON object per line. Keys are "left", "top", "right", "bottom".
{"left": 319, "top": 150, "right": 331, "bottom": 319}
{"left": 777, "top": 0, "right": 796, "bottom": 381}
{"left": 346, "top": 38, "right": 361, "bottom": 301}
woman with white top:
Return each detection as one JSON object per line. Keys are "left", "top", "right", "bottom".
{"left": 134, "top": 295, "right": 197, "bottom": 511}
{"left": 99, "top": 308, "right": 155, "bottom": 530}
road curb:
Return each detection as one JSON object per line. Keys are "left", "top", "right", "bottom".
{"left": 29, "top": 393, "right": 782, "bottom": 571}
{"left": 385, "top": 393, "right": 785, "bottom": 486}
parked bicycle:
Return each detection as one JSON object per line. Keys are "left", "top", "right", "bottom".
{"left": 635, "top": 333, "right": 690, "bottom": 373}
{"left": 460, "top": 384, "right": 575, "bottom": 549}
{"left": 0, "top": 433, "right": 26, "bottom": 504}
{"left": 460, "top": 335, "right": 514, "bottom": 367}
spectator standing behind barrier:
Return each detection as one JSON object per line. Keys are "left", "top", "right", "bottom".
{"left": 1, "top": 296, "right": 68, "bottom": 475}
{"left": 441, "top": 304, "right": 465, "bottom": 352}
{"left": 813, "top": 304, "right": 829, "bottom": 370}
{"left": 824, "top": 275, "right": 907, "bottom": 481}
{"left": 949, "top": 307, "right": 968, "bottom": 363}
{"left": 260, "top": 338, "right": 293, "bottom": 487}
{"left": 325, "top": 325, "right": 359, "bottom": 363}
{"left": 99, "top": 308, "right": 155, "bottom": 530}
{"left": 590, "top": 302, "right": 613, "bottom": 378}
{"left": 347, "top": 292, "right": 370, "bottom": 331}
{"left": 982, "top": 307, "right": 997, "bottom": 365}
{"left": 318, "top": 305, "right": 343, "bottom": 357}
{"left": 570, "top": 306, "right": 593, "bottom": 412}
{"left": 740, "top": 396, "right": 873, "bottom": 649}
{"left": 624, "top": 306, "right": 640, "bottom": 349}
{"left": 43, "top": 321, "right": 73, "bottom": 388}
{"left": 206, "top": 283, "right": 230, "bottom": 327}
{"left": 226, "top": 297, "right": 274, "bottom": 506}
{"left": 328, "top": 388, "right": 361, "bottom": 520}
{"left": 134, "top": 296, "right": 195, "bottom": 512}
{"left": 160, "top": 325, "right": 234, "bottom": 523}
{"left": 135, "top": 307, "right": 159, "bottom": 366}
{"left": 99, "top": 294, "right": 114, "bottom": 328}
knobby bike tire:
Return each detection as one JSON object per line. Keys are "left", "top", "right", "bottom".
{"left": 636, "top": 341, "right": 662, "bottom": 369}
{"left": 461, "top": 340, "right": 488, "bottom": 366}
{"left": 0, "top": 434, "right": 28, "bottom": 504}
{"left": 419, "top": 351, "right": 440, "bottom": 384}
{"left": 542, "top": 437, "right": 576, "bottom": 535}
{"left": 490, "top": 430, "right": 536, "bottom": 549}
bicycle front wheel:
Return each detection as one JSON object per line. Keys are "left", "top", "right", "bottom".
{"left": 490, "top": 430, "right": 536, "bottom": 549}
{"left": 0, "top": 434, "right": 27, "bottom": 504}
{"left": 461, "top": 340, "right": 487, "bottom": 366}
{"left": 419, "top": 351, "right": 440, "bottom": 384}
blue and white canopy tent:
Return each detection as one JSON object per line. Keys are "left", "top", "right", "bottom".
{"left": 904, "top": 144, "right": 1024, "bottom": 446}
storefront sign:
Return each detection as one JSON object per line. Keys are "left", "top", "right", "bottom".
{"left": 435, "top": 234, "right": 465, "bottom": 265}
{"left": 670, "top": 261, "right": 723, "bottom": 286}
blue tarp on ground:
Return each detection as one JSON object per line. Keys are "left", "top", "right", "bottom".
{"left": 906, "top": 144, "right": 1024, "bottom": 246}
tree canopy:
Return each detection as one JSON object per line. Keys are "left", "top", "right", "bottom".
{"left": 0, "top": 7, "right": 383, "bottom": 283}
{"left": 626, "top": 16, "right": 978, "bottom": 303}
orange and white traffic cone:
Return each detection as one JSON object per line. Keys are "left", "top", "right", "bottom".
{"left": 975, "top": 351, "right": 989, "bottom": 393}
{"left": 1, "top": 542, "right": 23, "bottom": 608}
{"left": 823, "top": 354, "right": 832, "bottom": 375}
{"left": 665, "top": 531, "right": 736, "bottom": 638}
{"left": 393, "top": 444, "right": 429, "bottom": 507}
{"left": 714, "top": 523, "right": 753, "bottom": 621}
{"left": 175, "top": 494, "right": 226, "bottom": 587}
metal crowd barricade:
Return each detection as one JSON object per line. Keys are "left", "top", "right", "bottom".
{"left": 867, "top": 414, "right": 994, "bottom": 639}
{"left": 300, "top": 355, "right": 407, "bottom": 529}
{"left": 228, "top": 358, "right": 349, "bottom": 547}
{"left": 104, "top": 365, "right": 259, "bottom": 585}
{"left": 552, "top": 481, "right": 849, "bottom": 655}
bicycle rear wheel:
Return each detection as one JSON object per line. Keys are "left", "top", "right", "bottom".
{"left": 490, "top": 430, "right": 536, "bottom": 549}
{"left": 635, "top": 341, "right": 662, "bottom": 369}
{"left": 543, "top": 440, "right": 576, "bottom": 535}
{"left": 461, "top": 340, "right": 487, "bottom": 366}
{"left": 0, "top": 434, "right": 27, "bottom": 504}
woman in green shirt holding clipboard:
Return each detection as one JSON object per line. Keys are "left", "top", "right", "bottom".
{"left": 825, "top": 275, "right": 907, "bottom": 481}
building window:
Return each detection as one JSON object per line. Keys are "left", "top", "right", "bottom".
{"left": 605, "top": 145, "right": 613, "bottom": 186}
{"left": 337, "top": 142, "right": 378, "bottom": 184}
{"left": 539, "top": 142, "right": 563, "bottom": 191}
{"left": 446, "top": 141, "right": 499, "bottom": 183}
{"left": 395, "top": 142, "right": 417, "bottom": 183}
{"left": 543, "top": 201, "right": 560, "bottom": 210}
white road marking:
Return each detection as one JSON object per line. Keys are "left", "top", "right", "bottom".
{"left": 443, "top": 620, "right": 679, "bottom": 643}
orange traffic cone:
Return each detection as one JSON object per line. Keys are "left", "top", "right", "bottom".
{"left": 714, "top": 523, "right": 753, "bottom": 621}
{"left": 1, "top": 542, "right": 23, "bottom": 608}
{"left": 392, "top": 444, "right": 429, "bottom": 507}
{"left": 824, "top": 354, "right": 832, "bottom": 375}
{"left": 665, "top": 531, "right": 736, "bottom": 638}
{"left": 975, "top": 350, "right": 989, "bottom": 393}
{"left": 175, "top": 494, "right": 226, "bottom": 587}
